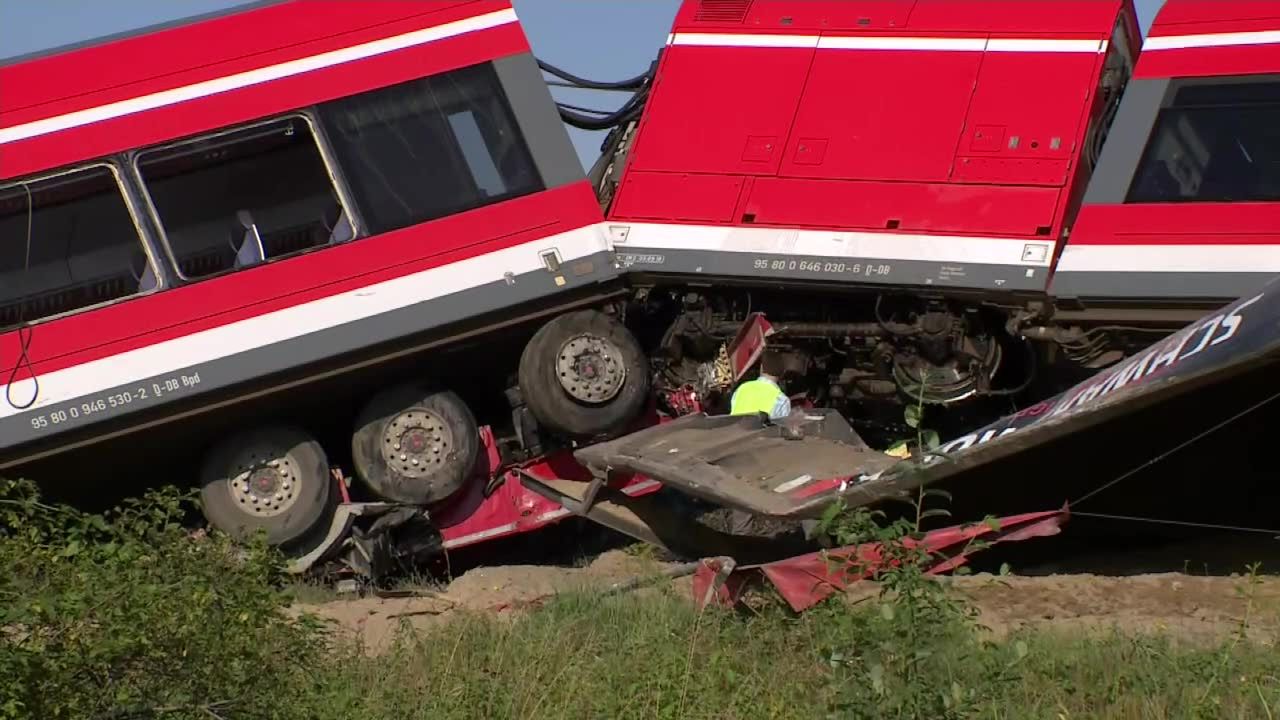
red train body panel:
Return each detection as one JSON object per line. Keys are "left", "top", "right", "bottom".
{"left": 606, "top": 0, "right": 1138, "bottom": 295}
{"left": 2, "top": 2, "right": 526, "bottom": 178}
{"left": 4, "top": 0, "right": 1280, "bottom": 567}
{"left": 1052, "top": 0, "right": 1280, "bottom": 302}
{"left": 605, "top": 0, "right": 1280, "bottom": 309}
{"left": 0, "top": 1, "right": 612, "bottom": 463}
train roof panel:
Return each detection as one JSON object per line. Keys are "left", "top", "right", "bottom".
{"left": 1137, "top": 0, "right": 1280, "bottom": 79}
{"left": 1149, "top": 0, "right": 1280, "bottom": 33}
{"left": 1, "top": 1, "right": 501, "bottom": 117}
{"left": 672, "top": 0, "right": 1127, "bottom": 35}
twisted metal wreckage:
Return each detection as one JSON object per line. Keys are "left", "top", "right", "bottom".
{"left": 6, "top": 0, "right": 1279, "bottom": 612}
{"left": 319, "top": 277, "right": 1280, "bottom": 610}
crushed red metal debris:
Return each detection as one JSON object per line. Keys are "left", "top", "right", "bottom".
{"left": 692, "top": 508, "right": 1069, "bottom": 612}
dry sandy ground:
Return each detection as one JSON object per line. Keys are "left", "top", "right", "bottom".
{"left": 293, "top": 550, "right": 670, "bottom": 652}
{"left": 294, "top": 550, "right": 1280, "bottom": 653}
{"left": 948, "top": 572, "right": 1280, "bottom": 645}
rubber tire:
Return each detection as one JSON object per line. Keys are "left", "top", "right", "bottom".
{"left": 518, "top": 309, "right": 649, "bottom": 440}
{"left": 351, "top": 384, "right": 479, "bottom": 505}
{"left": 198, "top": 424, "right": 334, "bottom": 548}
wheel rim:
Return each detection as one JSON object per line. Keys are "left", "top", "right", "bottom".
{"left": 555, "top": 333, "right": 627, "bottom": 404}
{"left": 380, "top": 408, "right": 454, "bottom": 478}
{"left": 891, "top": 336, "right": 1003, "bottom": 405}
{"left": 227, "top": 443, "right": 302, "bottom": 518}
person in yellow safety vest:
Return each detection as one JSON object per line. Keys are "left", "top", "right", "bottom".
{"left": 729, "top": 357, "right": 792, "bottom": 420}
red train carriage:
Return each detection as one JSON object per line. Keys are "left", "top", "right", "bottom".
{"left": 5, "top": 0, "right": 1280, "bottom": 568}
{"left": 606, "top": 0, "right": 1140, "bottom": 295}
{"left": 1053, "top": 0, "right": 1280, "bottom": 305}
{"left": 0, "top": 1, "right": 652, "bottom": 553}
{"left": 598, "top": 0, "right": 1280, "bottom": 437}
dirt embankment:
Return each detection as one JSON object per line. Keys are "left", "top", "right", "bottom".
{"left": 294, "top": 550, "right": 668, "bottom": 652}
{"left": 294, "top": 550, "right": 1280, "bottom": 653}
{"left": 949, "top": 572, "right": 1280, "bottom": 645}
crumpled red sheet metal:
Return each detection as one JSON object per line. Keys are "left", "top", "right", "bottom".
{"left": 692, "top": 507, "right": 1069, "bottom": 611}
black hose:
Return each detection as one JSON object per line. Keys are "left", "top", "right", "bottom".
{"left": 558, "top": 86, "right": 650, "bottom": 130}
{"left": 537, "top": 58, "right": 649, "bottom": 90}
{"left": 559, "top": 106, "right": 636, "bottom": 131}
{"left": 981, "top": 339, "right": 1038, "bottom": 397}
{"left": 5, "top": 184, "right": 38, "bottom": 411}
{"left": 541, "top": 51, "right": 662, "bottom": 130}
{"left": 556, "top": 102, "right": 615, "bottom": 116}
{"left": 874, "top": 295, "right": 921, "bottom": 337}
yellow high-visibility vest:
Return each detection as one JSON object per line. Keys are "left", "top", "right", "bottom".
{"left": 730, "top": 377, "right": 791, "bottom": 419}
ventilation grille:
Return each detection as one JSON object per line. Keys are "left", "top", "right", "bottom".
{"left": 694, "top": 0, "right": 753, "bottom": 23}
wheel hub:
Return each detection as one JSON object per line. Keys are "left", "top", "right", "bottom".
{"left": 381, "top": 409, "right": 453, "bottom": 478}
{"left": 556, "top": 333, "right": 626, "bottom": 404}
{"left": 892, "top": 335, "right": 1003, "bottom": 405}
{"left": 228, "top": 445, "right": 300, "bottom": 518}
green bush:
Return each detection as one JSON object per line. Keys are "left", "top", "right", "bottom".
{"left": 4, "top": 477, "right": 1280, "bottom": 720}
{"left": 0, "top": 478, "right": 328, "bottom": 720}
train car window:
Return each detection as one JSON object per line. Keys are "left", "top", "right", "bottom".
{"left": 316, "top": 62, "right": 543, "bottom": 235}
{"left": 1126, "top": 80, "right": 1280, "bottom": 204}
{"left": 0, "top": 166, "right": 153, "bottom": 331}
{"left": 137, "top": 117, "right": 352, "bottom": 281}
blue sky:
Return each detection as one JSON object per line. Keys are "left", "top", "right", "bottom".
{"left": 1, "top": 0, "right": 1169, "bottom": 170}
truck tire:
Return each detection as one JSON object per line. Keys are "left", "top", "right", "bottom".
{"left": 518, "top": 309, "right": 649, "bottom": 440}
{"left": 198, "top": 424, "right": 334, "bottom": 548}
{"left": 351, "top": 384, "right": 479, "bottom": 505}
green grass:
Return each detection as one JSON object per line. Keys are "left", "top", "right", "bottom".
{"left": 300, "top": 588, "right": 1280, "bottom": 720}
{"left": 5, "top": 478, "right": 1280, "bottom": 720}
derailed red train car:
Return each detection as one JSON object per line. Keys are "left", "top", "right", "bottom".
{"left": 605, "top": 0, "right": 1280, "bottom": 440}
{"left": 0, "top": 1, "right": 659, "bottom": 559}
{"left": 1054, "top": 0, "right": 1280, "bottom": 301}
{"left": 3, "top": 0, "right": 1280, "bottom": 569}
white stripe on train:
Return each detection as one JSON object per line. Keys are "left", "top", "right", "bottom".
{"left": 1144, "top": 29, "right": 1280, "bottom": 52}
{"left": 0, "top": 7, "right": 520, "bottom": 145}
{"left": 0, "top": 223, "right": 607, "bottom": 421}
{"left": 4, "top": 220, "right": 1271, "bottom": 421}
{"left": 611, "top": 221, "right": 1058, "bottom": 268}
{"left": 616, "top": 223, "right": 1280, "bottom": 273}
{"left": 1054, "top": 243, "right": 1280, "bottom": 273}
{"left": 669, "top": 33, "right": 1106, "bottom": 53}
{"left": 5, "top": 13, "right": 1271, "bottom": 147}
{"left": 670, "top": 29, "right": 1280, "bottom": 54}
{"left": 1, "top": 220, "right": 1050, "bottom": 422}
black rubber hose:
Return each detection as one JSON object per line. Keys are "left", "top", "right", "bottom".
{"left": 537, "top": 58, "right": 649, "bottom": 90}
{"left": 980, "top": 339, "right": 1038, "bottom": 397}
{"left": 556, "top": 102, "right": 615, "bottom": 116}
{"left": 543, "top": 51, "right": 663, "bottom": 130}
{"left": 558, "top": 86, "right": 650, "bottom": 130}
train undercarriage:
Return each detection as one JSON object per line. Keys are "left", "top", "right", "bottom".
{"left": 8, "top": 268, "right": 1239, "bottom": 585}
{"left": 280, "top": 273, "right": 1280, "bottom": 584}
{"left": 628, "top": 280, "right": 1203, "bottom": 451}
{"left": 6, "top": 0, "right": 1278, "bottom": 586}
